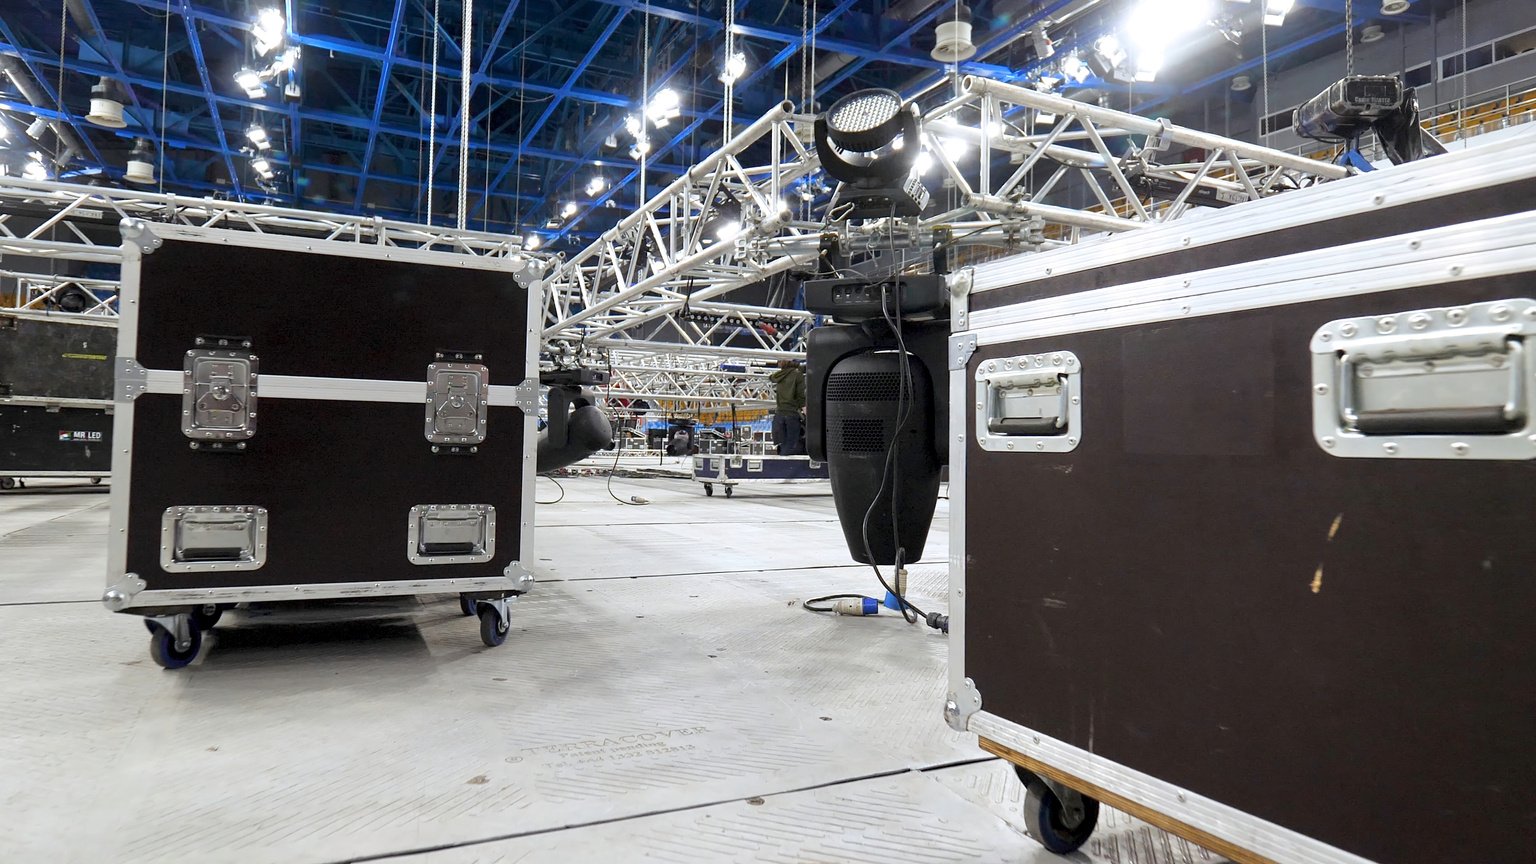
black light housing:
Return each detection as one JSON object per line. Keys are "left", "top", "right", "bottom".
{"left": 814, "top": 88, "right": 930, "bottom": 219}
{"left": 1294, "top": 75, "right": 1447, "bottom": 166}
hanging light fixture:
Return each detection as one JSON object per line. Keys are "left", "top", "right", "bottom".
{"left": 124, "top": 138, "right": 155, "bottom": 184}
{"left": 253, "top": 8, "right": 286, "bottom": 56}
{"left": 1380, "top": 0, "right": 1410, "bottom": 13}
{"left": 931, "top": 2, "right": 977, "bottom": 62}
{"left": 525, "top": 235, "right": 542, "bottom": 250}
{"left": 561, "top": 201, "right": 579, "bottom": 219}
{"left": 1360, "top": 24, "right": 1385, "bottom": 43}
{"left": 585, "top": 175, "right": 607, "bottom": 196}
{"left": 1263, "top": 0, "right": 1296, "bottom": 26}
{"left": 645, "top": 88, "right": 682, "bottom": 127}
{"left": 813, "top": 88, "right": 929, "bottom": 218}
{"left": 23, "top": 153, "right": 48, "bottom": 180}
{"left": 246, "top": 124, "right": 271, "bottom": 150}
{"left": 1232, "top": 74, "right": 1253, "bottom": 91}
{"left": 719, "top": 52, "right": 747, "bottom": 85}
{"left": 235, "top": 68, "right": 266, "bottom": 99}
{"left": 25, "top": 118, "right": 48, "bottom": 141}
{"left": 251, "top": 156, "right": 275, "bottom": 180}
{"left": 85, "top": 77, "right": 127, "bottom": 128}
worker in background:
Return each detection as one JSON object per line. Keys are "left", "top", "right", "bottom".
{"left": 769, "top": 359, "right": 806, "bottom": 456}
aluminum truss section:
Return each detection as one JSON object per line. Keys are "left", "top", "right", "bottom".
{"left": 0, "top": 270, "right": 120, "bottom": 317}
{"left": 0, "top": 176, "right": 533, "bottom": 263}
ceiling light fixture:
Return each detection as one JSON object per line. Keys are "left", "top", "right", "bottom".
{"left": 269, "top": 47, "right": 300, "bottom": 75}
{"left": 124, "top": 138, "right": 155, "bottom": 184}
{"left": 251, "top": 156, "right": 274, "bottom": 180}
{"left": 525, "top": 235, "right": 541, "bottom": 250}
{"left": 1060, "top": 53, "right": 1091, "bottom": 84}
{"left": 246, "top": 124, "right": 271, "bottom": 150}
{"left": 235, "top": 68, "right": 266, "bottom": 99}
{"left": 645, "top": 88, "right": 681, "bottom": 127}
{"left": 25, "top": 118, "right": 48, "bottom": 141}
{"left": 629, "top": 138, "right": 651, "bottom": 160}
{"left": 253, "top": 8, "right": 286, "bottom": 56}
{"left": 1030, "top": 26, "right": 1055, "bottom": 60}
{"left": 585, "top": 175, "right": 606, "bottom": 196}
{"left": 719, "top": 52, "right": 747, "bottom": 85}
{"left": 23, "top": 155, "right": 47, "bottom": 180}
{"left": 85, "top": 77, "right": 127, "bottom": 128}
{"left": 1263, "top": 0, "right": 1296, "bottom": 26}
{"left": 1232, "top": 74, "right": 1252, "bottom": 91}
{"left": 1360, "top": 24, "right": 1385, "bottom": 43}
{"left": 561, "top": 201, "right": 579, "bottom": 219}
{"left": 1380, "top": 0, "right": 1410, "bottom": 14}
{"left": 931, "top": 2, "right": 977, "bottom": 62}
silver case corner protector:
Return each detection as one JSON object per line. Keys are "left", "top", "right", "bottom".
{"left": 944, "top": 677, "right": 982, "bottom": 732}
{"left": 502, "top": 561, "right": 535, "bottom": 593}
{"left": 949, "top": 333, "right": 978, "bottom": 370}
{"left": 115, "top": 358, "right": 148, "bottom": 402}
{"left": 102, "top": 574, "right": 146, "bottom": 610}
{"left": 119, "top": 218, "right": 162, "bottom": 254}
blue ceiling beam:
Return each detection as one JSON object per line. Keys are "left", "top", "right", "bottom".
{"left": 1134, "top": 20, "right": 1354, "bottom": 115}
{"left": 515, "top": 7, "right": 629, "bottom": 160}
{"left": 178, "top": 0, "right": 245, "bottom": 197}
{"left": 352, "top": 0, "right": 409, "bottom": 208}
{"left": 819, "top": 3, "right": 954, "bottom": 95}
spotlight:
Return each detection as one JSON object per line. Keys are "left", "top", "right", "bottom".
{"left": 1136, "top": 47, "right": 1164, "bottom": 82}
{"left": 1263, "top": 0, "right": 1296, "bottom": 26}
{"left": 1088, "top": 35, "right": 1131, "bottom": 82}
{"left": 235, "top": 68, "right": 266, "bottom": 98}
{"left": 1232, "top": 75, "right": 1252, "bottom": 91}
{"left": 1360, "top": 24, "right": 1385, "bottom": 43}
{"left": 561, "top": 201, "right": 579, "bottom": 219}
{"left": 1294, "top": 74, "right": 1447, "bottom": 165}
{"left": 124, "top": 138, "right": 155, "bottom": 184}
{"left": 645, "top": 87, "right": 681, "bottom": 127}
{"left": 25, "top": 118, "right": 48, "bottom": 141}
{"left": 1060, "top": 53, "right": 1091, "bottom": 84}
{"left": 525, "top": 235, "right": 542, "bottom": 250}
{"left": 253, "top": 8, "right": 286, "bottom": 56}
{"left": 251, "top": 156, "right": 274, "bottom": 180}
{"left": 1030, "top": 26, "right": 1055, "bottom": 60}
{"left": 719, "top": 52, "right": 747, "bottom": 85}
{"left": 585, "top": 175, "right": 606, "bottom": 196}
{"left": 246, "top": 124, "right": 271, "bottom": 150}
{"left": 713, "top": 219, "right": 741, "bottom": 242}
{"left": 1381, "top": 0, "right": 1410, "bottom": 13}
{"left": 23, "top": 156, "right": 47, "bottom": 180}
{"left": 813, "top": 88, "right": 929, "bottom": 218}
{"left": 931, "top": 2, "right": 977, "bottom": 62}
{"left": 269, "top": 47, "right": 300, "bottom": 75}
{"left": 85, "top": 77, "right": 126, "bottom": 128}
{"left": 624, "top": 114, "right": 643, "bottom": 138}
{"left": 629, "top": 139, "right": 651, "bottom": 160}
{"left": 603, "top": 133, "right": 618, "bottom": 148}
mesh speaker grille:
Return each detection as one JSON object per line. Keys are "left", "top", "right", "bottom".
{"left": 825, "top": 371, "right": 901, "bottom": 402}
{"left": 835, "top": 417, "right": 889, "bottom": 453}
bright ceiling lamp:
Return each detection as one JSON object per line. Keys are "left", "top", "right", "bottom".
{"left": 25, "top": 118, "right": 48, "bottom": 140}
{"left": 253, "top": 8, "right": 285, "bottom": 56}
{"left": 525, "top": 235, "right": 541, "bottom": 250}
{"left": 645, "top": 87, "right": 681, "bottom": 127}
{"left": 85, "top": 77, "right": 127, "bottom": 128}
{"left": 235, "top": 68, "right": 265, "bottom": 98}
{"left": 23, "top": 154, "right": 48, "bottom": 180}
{"left": 270, "top": 46, "right": 300, "bottom": 75}
{"left": 585, "top": 175, "right": 606, "bottom": 196}
{"left": 1125, "top": 0, "right": 1211, "bottom": 82}
{"left": 560, "top": 201, "right": 579, "bottom": 219}
{"left": 246, "top": 124, "right": 271, "bottom": 150}
{"left": 251, "top": 156, "right": 275, "bottom": 180}
{"left": 719, "top": 52, "right": 747, "bottom": 85}
{"left": 629, "top": 138, "right": 651, "bottom": 160}
{"left": 1060, "top": 52, "right": 1091, "bottom": 84}
{"left": 1263, "top": 0, "right": 1296, "bottom": 26}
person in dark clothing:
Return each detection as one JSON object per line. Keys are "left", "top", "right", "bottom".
{"left": 768, "top": 359, "right": 806, "bottom": 456}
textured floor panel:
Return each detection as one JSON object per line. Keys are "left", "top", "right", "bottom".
{"left": 0, "top": 477, "right": 1210, "bottom": 864}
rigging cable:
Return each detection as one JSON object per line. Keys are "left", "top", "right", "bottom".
{"left": 458, "top": 0, "right": 473, "bottom": 229}
{"left": 426, "top": 0, "right": 441, "bottom": 222}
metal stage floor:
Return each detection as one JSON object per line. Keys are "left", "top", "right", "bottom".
{"left": 0, "top": 475, "right": 1227, "bottom": 864}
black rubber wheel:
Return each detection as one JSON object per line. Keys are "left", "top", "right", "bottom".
{"left": 724, "top": 485, "right": 733, "bottom": 498}
{"left": 190, "top": 604, "right": 223, "bottom": 630}
{"left": 0, "top": 477, "right": 15, "bottom": 490}
{"left": 459, "top": 594, "right": 477, "bottom": 617}
{"left": 478, "top": 604, "right": 509, "bottom": 647}
{"left": 149, "top": 626, "right": 203, "bottom": 670}
{"left": 1021, "top": 777, "right": 1099, "bottom": 854}
{"left": 704, "top": 483, "right": 714, "bottom": 496}
{"left": 91, "top": 477, "right": 103, "bottom": 485}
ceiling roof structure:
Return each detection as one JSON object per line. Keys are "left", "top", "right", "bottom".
{"left": 0, "top": 0, "right": 1432, "bottom": 248}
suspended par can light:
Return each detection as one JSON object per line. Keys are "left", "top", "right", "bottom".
{"left": 931, "top": 2, "right": 977, "bottom": 62}
{"left": 253, "top": 8, "right": 286, "bottom": 56}
{"left": 719, "top": 52, "right": 747, "bottom": 85}
{"left": 1381, "top": 0, "right": 1410, "bottom": 13}
{"left": 124, "top": 138, "right": 155, "bottom": 184}
{"left": 246, "top": 124, "right": 271, "bottom": 150}
{"left": 86, "top": 77, "right": 127, "bottom": 128}
{"left": 235, "top": 68, "right": 266, "bottom": 98}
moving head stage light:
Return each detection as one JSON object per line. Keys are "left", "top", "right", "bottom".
{"left": 814, "top": 89, "right": 931, "bottom": 219}
{"left": 1294, "top": 75, "right": 1447, "bottom": 166}
{"left": 805, "top": 239, "right": 949, "bottom": 567}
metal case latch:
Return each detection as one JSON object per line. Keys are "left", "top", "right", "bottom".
{"left": 425, "top": 356, "right": 489, "bottom": 451}
{"left": 408, "top": 504, "right": 496, "bottom": 565}
{"left": 975, "top": 352, "right": 1081, "bottom": 453}
{"left": 1312, "top": 299, "right": 1536, "bottom": 460}
{"left": 183, "top": 347, "right": 258, "bottom": 445}
{"left": 160, "top": 506, "right": 268, "bottom": 572}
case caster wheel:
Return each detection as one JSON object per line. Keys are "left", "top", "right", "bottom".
{"left": 704, "top": 483, "right": 714, "bottom": 497}
{"left": 91, "top": 477, "right": 103, "bottom": 485}
{"left": 478, "top": 604, "right": 509, "bottom": 647}
{"left": 724, "top": 485, "right": 733, "bottom": 498}
{"left": 0, "top": 478, "right": 15, "bottom": 490}
{"left": 1017, "top": 768, "right": 1099, "bottom": 854}
{"left": 459, "top": 594, "right": 477, "bottom": 617}
{"left": 148, "top": 622, "right": 203, "bottom": 670}
{"left": 190, "top": 604, "right": 223, "bottom": 630}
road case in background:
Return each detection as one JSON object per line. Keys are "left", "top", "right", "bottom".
{"left": 691, "top": 453, "right": 829, "bottom": 497}
{"left": 0, "top": 312, "right": 115, "bottom": 487}
{"left": 104, "top": 221, "right": 541, "bottom": 668}
{"left": 946, "top": 131, "right": 1536, "bottom": 864}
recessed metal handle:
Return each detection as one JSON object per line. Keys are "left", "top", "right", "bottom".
{"left": 408, "top": 504, "right": 496, "bottom": 565}
{"left": 1312, "top": 299, "right": 1536, "bottom": 460}
{"left": 160, "top": 506, "right": 268, "bottom": 572}
{"left": 975, "top": 352, "right": 1081, "bottom": 453}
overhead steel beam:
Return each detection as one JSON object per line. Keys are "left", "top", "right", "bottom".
{"left": 178, "top": 1, "right": 244, "bottom": 197}
{"left": 353, "top": 0, "right": 409, "bottom": 209}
